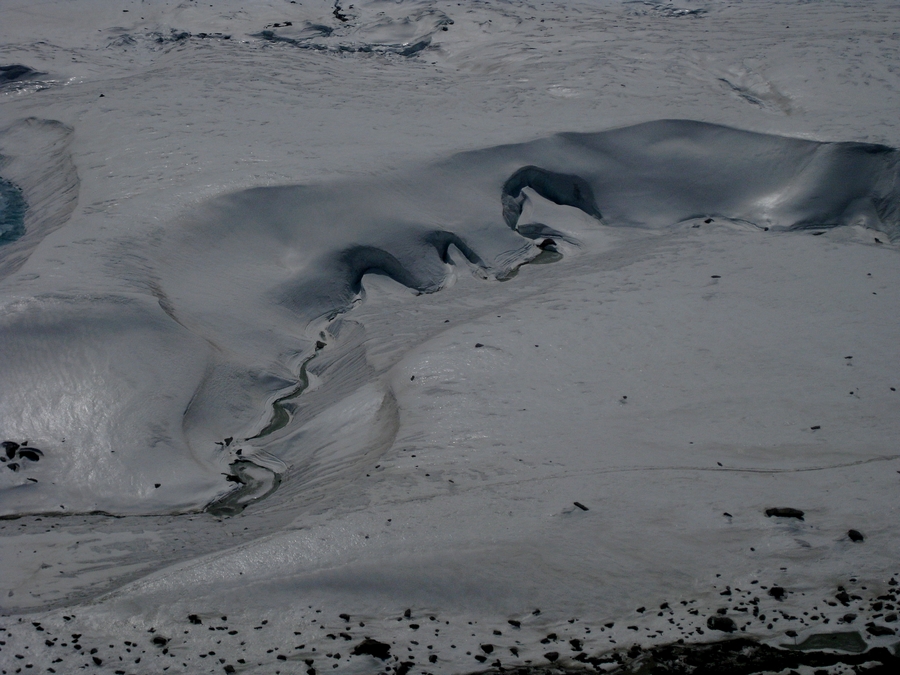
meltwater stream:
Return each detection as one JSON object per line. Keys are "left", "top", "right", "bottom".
{"left": 1, "top": 120, "right": 899, "bottom": 518}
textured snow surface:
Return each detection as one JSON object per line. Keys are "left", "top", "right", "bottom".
{"left": 1, "top": 1, "right": 900, "bottom": 674}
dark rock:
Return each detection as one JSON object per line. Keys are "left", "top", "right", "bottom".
{"left": 840, "top": 614, "right": 857, "bottom": 624}
{"left": 151, "top": 636, "right": 168, "bottom": 647}
{"left": 17, "top": 449, "right": 42, "bottom": 461}
{"left": 7, "top": 462, "right": 19, "bottom": 471}
{"left": 570, "top": 638, "right": 583, "bottom": 650}
{"left": 474, "top": 343, "right": 484, "bottom": 348}
{"left": 316, "top": 341, "right": 326, "bottom": 350}
{"left": 544, "top": 651, "right": 559, "bottom": 662}
{"left": 474, "top": 654, "right": 487, "bottom": 663}
{"left": 707, "top": 616, "right": 737, "bottom": 632}
{"left": 428, "top": 654, "right": 437, "bottom": 663}
{"left": 507, "top": 619, "right": 521, "bottom": 628}
{"left": 766, "top": 507, "right": 804, "bottom": 520}
{"left": 92, "top": 656, "right": 102, "bottom": 666}
{"left": 848, "top": 529, "right": 864, "bottom": 542}
{"left": 866, "top": 623, "right": 895, "bottom": 636}
{"left": 396, "top": 662, "right": 414, "bottom": 675}
{"left": 836, "top": 591, "right": 850, "bottom": 605}
{"left": 352, "top": 638, "right": 390, "bottom": 660}
{"left": 188, "top": 615, "right": 202, "bottom": 624}
{"left": 224, "top": 666, "right": 235, "bottom": 674}
{"left": 481, "top": 644, "right": 494, "bottom": 654}
{"left": 2, "top": 441, "right": 19, "bottom": 458}
{"left": 573, "top": 502, "right": 589, "bottom": 511}
{"left": 769, "top": 587, "right": 787, "bottom": 601}
{"left": 339, "top": 613, "right": 350, "bottom": 621}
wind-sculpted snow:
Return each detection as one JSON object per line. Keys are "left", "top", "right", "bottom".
{"left": 1, "top": 120, "right": 899, "bottom": 518}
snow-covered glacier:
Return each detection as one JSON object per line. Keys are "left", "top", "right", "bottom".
{"left": 2, "top": 120, "right": 898, "bottom": 518}
{"left": 2, "top": 2, "right": 900, "bottom": 674}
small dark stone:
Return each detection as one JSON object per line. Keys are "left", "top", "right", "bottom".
{"left": 224, "top": 666, "right": 235, "bottom": 674}
{"left": 7, "top": 462, "right": 19, "bottom": 471}
{"left": 339, "top": 613, "right": 350, "bottom": 621}
{"left": 474, "top": 343, "right": 484, "bottom": 348}
{"left": 92, "top": 656, "right": 102, "bottom": 666}
{"left": 848, "top": 529, "right": 865, "bottom": 542}
{"left": 836, "top": 591, "right": 851, "bottom": 605}
{"left": 188, "top": 615, "right": 202, "bottom": 624}
{"left": 786, "top": 630, "right": 797, "bottom": 637}
{"left": 765, "top": 508, "right": 805, "bottom": 520}
{"left": 2, "top": 441, "right": 19, "bottom": 458}
{"left": 573, "top": 502, "right": 588, "bottom": 511}
{"left": 428, "top": 654, "right": 437, "bottom": 663}
{"left": 707, "top": 616, "right": 737, "bottom": 632}
{"left": 704, "top": 218, "right": 713, "bottom": 224}
{"left": 403, "top": 608, "right": 411, "bottom": 619}
{"left": 769, "top": 587, "right": 787, "bottom": 601}
{"left": 316, "top": 341, "right": 326, "bottom": 350}
{"left": 481, "top": 644, "right": 493, "bottom": 654}
{"left": 277, "top": 654, "right": 287, "bottom": 660}
{"left": 151, "top": 636, "right": 168, "bottom": 647}
{"left": 570, "top": 638, "right": 583, "bottom": 650}
{"left": 544, "top": 651, "right": 559, "bottom": 662}
{"left": 17, "top": 449, "right": 42, "bottom": 462}
{"left": 507, "top": 619, "right": 520, "bottom": 628}
{"left": 352, "top": 638, "right": 390, "bottom": 660}
{"left": 396, "top": 661, "right": 414, "bottom": 675}
{"left": 841, "top": 613, "right": 857, "bottom": 623}
{"left": 711, "top": 275, "right": 721, "bottom": 278}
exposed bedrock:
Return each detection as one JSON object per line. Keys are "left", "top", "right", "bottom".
{"left": 1, "top": 120, "right": 898, "bottom": 517}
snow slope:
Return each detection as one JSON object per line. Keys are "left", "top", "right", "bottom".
{"left": 1, "top": 1, "right": 899, "bottom": 674}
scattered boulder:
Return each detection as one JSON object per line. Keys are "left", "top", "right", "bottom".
{"left": 848, "top": 529, "right": 865, "bottom": 542}
{"left": 2, "top": 441, "right": 19, "bottom": 458}
{"left": 769, "top": 586, "right": 787, "bottom": 601}
{"left": 544, "top": 651, "right": 559, "bottom": 662}
{"left": 707, "top": 616, "right": 737, "bottom": 633}
{"left": 766, "top": 507, "right": 804, "bottom": 520}
{"left": 352, "top": 638, "right": 391, "bottom": 660}
{"left": 866, "top": 623, "right": 896, "bottom": 637}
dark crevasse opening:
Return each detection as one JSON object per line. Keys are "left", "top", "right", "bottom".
{"left": 0, "top": 177, "right": 27, "bottom": 244}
